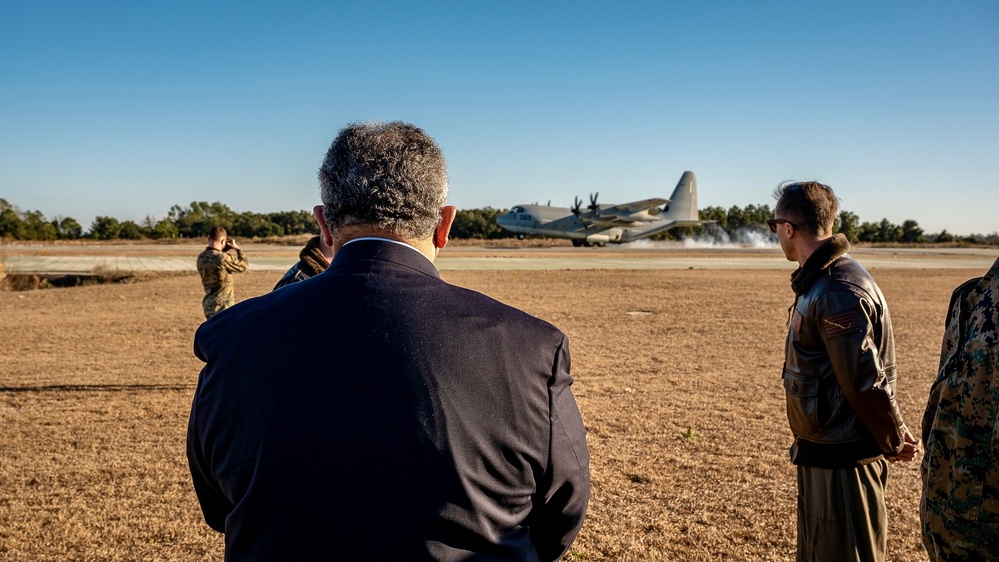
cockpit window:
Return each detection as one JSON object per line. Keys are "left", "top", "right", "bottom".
{"left": 512, "top": 206, "right": 525, "bottom": 213}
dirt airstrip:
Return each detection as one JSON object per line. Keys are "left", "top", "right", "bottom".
{"left": 0, "top": 246, "right": 985, "bottom": 561}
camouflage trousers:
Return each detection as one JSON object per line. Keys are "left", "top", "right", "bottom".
{"left": 921, "top": 498, "right": 999, "bottom": 562}
{"left": 796, "top": 460, "right": 888, "bottom": 562}
{"left": 202, "top": 295, "right": 235, "bottom": 320}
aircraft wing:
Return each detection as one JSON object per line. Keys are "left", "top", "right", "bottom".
{"left": 599, "top": 197, "right": 670, "bottom": 215}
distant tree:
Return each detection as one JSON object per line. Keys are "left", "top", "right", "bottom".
{"left": 270, "top": 210, "right": 320, "bottom": 235}
{"left": 0, "top": 206, "right": 27, "bottom": 239}
{"left": 877, "top": 218, "right": 902, "bottom": 243}
{"left": 89, "top": 216, "right": 122, "bottom": 240}
{"left": 168, "top": 201, "right": 235, "bottom": 238}
{"left": 20, "top": 210, "right": 57, "bottom": 240}
{"left": 232, "top": 211, "right": 284, "bottom": 238}
{"left": 856, "top": 221, "right": 876, "bottom": 242}
{"left": 451, "top": 207, "right": 509, "bottom": 239}
{"left": 0, "top": 200, "right": 59, "bottom": 240}
{"left": 54, "top": 216, "right": 83, "bottom": 239}
{"left": 901, "top": 219, "right": 925, "bottom": 243}
{"left": 118, "top": 220, "right": 144, "bottom": 240}
{"left": 726, "top": 205, "right": 747, "bottom": 229}
{"left": 152, "top": 219, "right": 179, "bottom": 239}
{"left": 698, "top": 206, "right": 728, "bottom": 229}
{"left": 835, "top": 211, "right": 860, "bottom": 243}
{"left": 140, "top": 215, "right": 158, "bottom": 238}
{"left": 741, "top": 204, "right": 772, "bottom": 227}
{"left": 934, "top": 229, "right": 955, "bottom": 243}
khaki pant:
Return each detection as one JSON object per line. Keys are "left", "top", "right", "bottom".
{"left": 796, "top": 460, "right": 888, "bottom": 562}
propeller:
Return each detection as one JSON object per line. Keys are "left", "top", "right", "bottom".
{"left": 571, "top": 196, "right": 582, "bottom": 217}
{"left": 588, "top": 192, "right": 600, "bottom": 213}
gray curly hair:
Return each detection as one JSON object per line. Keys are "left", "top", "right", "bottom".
{"left": 318, "top": 122, "right": 449, "bottom": 240}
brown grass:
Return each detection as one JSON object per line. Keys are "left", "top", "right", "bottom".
{"left": 0, "top": 263, "right": 975, "bottom": 561}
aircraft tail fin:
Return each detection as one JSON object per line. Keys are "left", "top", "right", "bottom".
{"left": 661, "top": 171, "right": 698, "bottom": 222}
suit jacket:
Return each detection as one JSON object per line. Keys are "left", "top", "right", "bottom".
{"left": 188, "top": 239, "right": 590, "bottom": 561}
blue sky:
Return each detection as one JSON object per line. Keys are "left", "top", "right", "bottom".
{"left": 1, "top": 1, "right": 996, "bottom": 235}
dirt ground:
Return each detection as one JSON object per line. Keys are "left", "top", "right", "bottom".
{"left": 0, "top": 257, "right": 981, "bottom": 561}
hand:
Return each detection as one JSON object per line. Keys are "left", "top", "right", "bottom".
{"left": 226, "top": 239, "right": 241, "bottom": 251}
{"left": 888, "top": 429, "right": 921, "bottom": 463}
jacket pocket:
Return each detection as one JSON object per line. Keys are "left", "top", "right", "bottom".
{"left": 783, "top": 370, "right": 822, "bottom": 439}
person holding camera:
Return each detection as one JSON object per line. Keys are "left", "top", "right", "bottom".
{"left": 196, "top": 225, "right": 249, "bottom": 319}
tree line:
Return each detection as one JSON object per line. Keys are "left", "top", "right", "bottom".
{"left": 684, "top": 205, "right": 995, "bottom": 244}
{"left": 0, "top": 199, "right": 318, "bottom": 241}
{"left": 0, "top": 198, "right": 995, "bottom": 245}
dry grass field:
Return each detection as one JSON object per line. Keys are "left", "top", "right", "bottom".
{"left": 0, "top": 253, "right": 982, "bottom": 561}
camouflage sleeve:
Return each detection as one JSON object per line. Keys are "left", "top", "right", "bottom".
{"left": 921, "top": 279, "right": 973, "bottom": 445}
{"left": 920, "top": 270, "right": 999, "bottom": 532}
{"left": 222, "top": 250, "right": 249, "bottom": 273}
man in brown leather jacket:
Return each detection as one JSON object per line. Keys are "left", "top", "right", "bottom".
{"left": 771, "top": 181, "right": 920, "bottom": 562}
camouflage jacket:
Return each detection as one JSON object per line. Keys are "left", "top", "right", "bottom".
{"left": 197, "top": 247, "right": 248, "bottom": 319}
{"left": 921, "top": 257, "right": 999, "bottom": 534}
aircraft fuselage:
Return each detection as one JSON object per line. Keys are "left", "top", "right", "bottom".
{"left": 495, "top": 171, "right": 705, "bottom": 246}
{"left": 497, "top": 205, "right": 668, "bottom": 245}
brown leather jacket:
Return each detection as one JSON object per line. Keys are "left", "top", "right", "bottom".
{"left": 782, "top": 235, "right": 907, "bottom": 468}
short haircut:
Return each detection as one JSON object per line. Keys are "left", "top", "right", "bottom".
{"left": 318, "top": 121, "right": 448, "bottom": 240}
{"left": 773, "top": 181, "right": 839, "bottom": 237}
{"left": 209, "top": 225, "right": 227, "bottom": 241}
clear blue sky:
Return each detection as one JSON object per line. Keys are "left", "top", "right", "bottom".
{"left": 1, "top": 1, "right": 996, "bottom": 235}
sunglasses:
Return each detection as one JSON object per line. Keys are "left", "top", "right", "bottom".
{"left": 767, "top": 218, "right": 798, "bottom": 233}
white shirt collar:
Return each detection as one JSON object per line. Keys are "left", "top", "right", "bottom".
{"left": 342, "top": 237, "right": 423, "bottom": 256}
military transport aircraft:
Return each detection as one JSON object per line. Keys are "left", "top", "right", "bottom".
{"left": 496, "top": 171, "right": 708, "bottom": 246}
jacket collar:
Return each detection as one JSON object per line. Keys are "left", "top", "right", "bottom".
{"left": 329, "top": 238, "right": 440, "bottom": 280}
{"left": 790, "top": 233, "right": 851, "bottom": 295}
{"left": 298, "top": 236, "right": 330, "bottom": 277}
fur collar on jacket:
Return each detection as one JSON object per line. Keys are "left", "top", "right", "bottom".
{"left": 298, "top": 236, "right": 330, "bottom": 277}
{"left": 790, "top": 233, "right": 851, "bottom": 296}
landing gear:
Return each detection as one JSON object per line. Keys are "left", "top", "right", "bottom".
{"left": 516, "top": 233, "right": 526, "bottom": 240}
{"left": 572, "top": 239, "right": 584, "bottom": 247}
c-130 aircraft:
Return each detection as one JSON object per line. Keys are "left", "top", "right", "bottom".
{"left": 496, "top": 171, "right": 708, "bottom": 247}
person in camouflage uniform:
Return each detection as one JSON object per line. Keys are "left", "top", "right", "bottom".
{"left": 921, "top": 255, "right": 999, "bottom": 561}
{"left": 197, "top": 226, "right": 249, "bottom": 319}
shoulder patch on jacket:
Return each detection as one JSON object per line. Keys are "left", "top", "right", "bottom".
{"left": 822, "top": 309, "right": 860, "bottom": 338}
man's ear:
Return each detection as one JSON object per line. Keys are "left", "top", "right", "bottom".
{"left": 313, "top": 205, "right": 334, "bottom": 249}
{"left": 434, "top": 206, "right": 457, "bottom": 249}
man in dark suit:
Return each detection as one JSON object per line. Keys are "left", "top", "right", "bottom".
{"left": 187, "top": 121, "right": 590, "bottom": 561}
